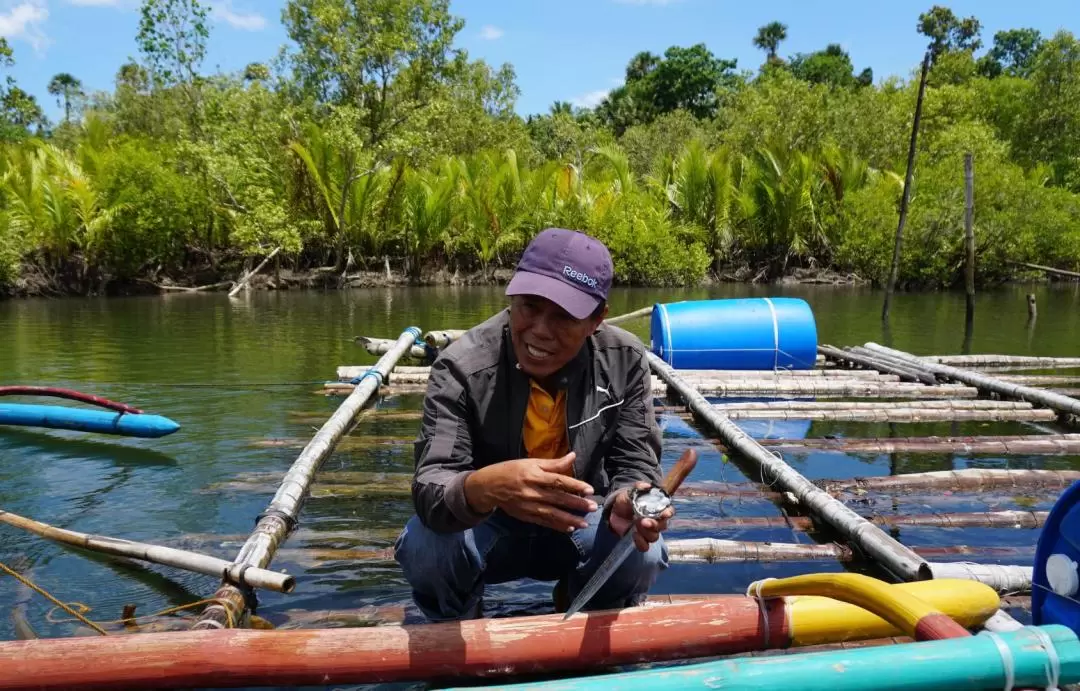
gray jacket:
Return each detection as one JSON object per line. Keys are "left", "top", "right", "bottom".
{"left": 411, "top": 308, "right": 663, "bottom": 533}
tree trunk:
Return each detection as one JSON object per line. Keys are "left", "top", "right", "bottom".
{"left": 964, "top": 152, "right": 975, "bottom": 324}
{"left": 882, "top": 50, "right": 932, "bottom": 321}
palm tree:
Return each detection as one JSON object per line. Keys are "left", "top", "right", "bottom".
{"left": 753, "top": 22, "right": 789, "bottom": 61}
{"left": 47, "top": 73, "right": 83, "bottom": 124}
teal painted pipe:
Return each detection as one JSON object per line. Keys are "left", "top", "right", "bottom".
{"left": 457, "top": 625, "right": 1079, "bottom": 691}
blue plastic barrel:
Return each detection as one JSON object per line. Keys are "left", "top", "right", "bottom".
{"left": 650, "top": 298, "right": 818, "bottom": 370}
{"left": 1033, "top": 480, "right": 1080, "bottom": 634}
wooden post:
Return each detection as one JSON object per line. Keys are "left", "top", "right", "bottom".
{"left": 964, "top": 152, "right": 975, "bottom": 322}
{"left": 883, "top": 50, "right": 932, "bottom": 322}
{"left": 1027, "top": 293, "right": 1037, "bottom": 321}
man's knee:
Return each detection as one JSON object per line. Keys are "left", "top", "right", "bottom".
{"left": 393, "top": 515, "right": 487, "bottom": 621}
{"left": 394, "top": 515, "right": 479, "bottom": 586}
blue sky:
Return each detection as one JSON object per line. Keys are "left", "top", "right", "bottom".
{"left": 1, "top": 0, "right": 1076, "bottom": 123}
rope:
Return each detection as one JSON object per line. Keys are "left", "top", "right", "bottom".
{"left": 1, "top": 559, "right": 236, "bottom": 634}
{"left": 45, "top": 598, "right": 236, "bottom": 630}
{"left": 0, "top": 560, "right": 108, "bottom": 636}
{"left": 746, "top": 577, "right": 777, "bottom": 648}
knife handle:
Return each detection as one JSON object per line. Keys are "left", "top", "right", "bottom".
{"left": 661, "top": 448, "right": 698, "bottom": 496}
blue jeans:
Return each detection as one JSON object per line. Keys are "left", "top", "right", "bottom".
{"left": 393, "top": 503, "right": 669, "bottom": 622}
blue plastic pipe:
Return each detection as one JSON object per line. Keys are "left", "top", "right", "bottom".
{"left": 455, "top": 625, "right": 1079, "bottom": 691}
{"left": 0, "top": 403, "right": 180, "bottom": 438}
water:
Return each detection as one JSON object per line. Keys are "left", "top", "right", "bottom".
{"left": 1, "top": 282, "right": 1079, "bottom": 686}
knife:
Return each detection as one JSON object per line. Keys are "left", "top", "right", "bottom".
{"left": 562, "top": 448, "right": 698, "bottom": 620}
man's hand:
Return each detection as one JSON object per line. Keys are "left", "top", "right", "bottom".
{"left": 463, "top": 452, "right": 597, "bottom": 533}
{"left": 608, "top": 482, "right": 674, "bottom": 552}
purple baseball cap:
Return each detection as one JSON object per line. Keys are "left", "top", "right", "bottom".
{"left": 506, "top": 228, "right": 613, "bottom": 319}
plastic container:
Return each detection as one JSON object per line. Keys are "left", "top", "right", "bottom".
{"left": 650, "top": 298, "right": 818, "bottom": 370}
{"left": 1033, "top": 479, "right": 1080, "bottom": 634}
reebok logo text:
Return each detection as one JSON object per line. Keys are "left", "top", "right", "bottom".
{"left": 563, "top": 265, "right": 598, "bottom": 289}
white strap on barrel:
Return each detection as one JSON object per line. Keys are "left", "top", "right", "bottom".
{"left": 980, "top": 631, "right": 1015, "bottom": 691}
{"left": 762, "top": 297, "right": 780, "bottom": 371}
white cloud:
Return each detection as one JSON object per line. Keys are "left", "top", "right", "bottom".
{"left": 571, "top": 89, "right": 609, "bottom": 109}
{"left": 66, "top": 0, "right": 126, "bottom": 6}
{"left": 0, "top": 1, "right": 49, "bottom": 54}
{"left": 211, "top": 1, "right": 266, "bottom": 31}
{"left": 479, "top": 24, "right": 503, "bottom": 40}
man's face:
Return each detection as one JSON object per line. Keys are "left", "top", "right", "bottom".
{"left": 509, "top": 294, "right": 607, "bottom": 380}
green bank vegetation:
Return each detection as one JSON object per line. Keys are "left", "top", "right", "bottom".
{"left": 0, "top": 1, "right": 1078, "bottom": 296}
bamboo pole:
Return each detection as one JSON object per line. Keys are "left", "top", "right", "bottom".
{"left": 923, "top": 354, "right": 1080, "bottom": 367}
{"left": 709, "top": 408, "right": 1056, "bottom": 422}
{"left": 848, "top": 346, "right": 944, "bottom": 383}
{"left": 323, "top": 376, "right": 979, "bottom": 399}
{"left": 671, "top": 510, "right": 1047, "bottom": 532}
{"left": 422, "top": 330, "right": 466, "bottom": 348}
{"left": 0, "top": 509, "right": 293, "bottom": 592}
{"left": 276, "top": 540, "right": 1030, "bottom": 567}
{"left": 663, "top": 539, "right": 1029, "bottom": 565}
{"left": 1008, "top": 260, "right": 1080, "bottom": 280}
{"left": 712, "top": 400, "right": 1038, "bottom": 411}
{"left": 354, "top": 337, "right": 429, "bottom": 360}
{"left": 228, "top": 247, "right": 281, "bottom": 298}
{"left": 191, "top": 326, "right": 424, "bottom": 630}
{"left": 818, "top": 345, "right": 936, "bottom": 385}
{"left": 927, "top": 562, "right": 1032, "bottom": 593}
{"left": 336, "top": 365, "right": 899, "bottom": 381}
{"left": 767, "top": 434, "right": 1080, "bottom": 456}
{"left": 603, "top": 305, "right": 653, "bottom": 325}
{"left": 863, "top": 342, "right": 1080, "bottom": 419}
{"left": 993, "top": 374, "right": 1080, "bottom": 385}
{"left": 821, "top": 468, "right": 1080, "bottom": 492}
{"left": 647, "top": 352, "right": 931, "bottom": 582}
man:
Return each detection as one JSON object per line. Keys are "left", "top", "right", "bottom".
{"left": 394, "top": 227, "right": 681, "bottom": 622}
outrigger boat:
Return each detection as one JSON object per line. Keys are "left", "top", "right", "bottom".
{"left": 0, "top": 386, "right": 179, "bottom": 438}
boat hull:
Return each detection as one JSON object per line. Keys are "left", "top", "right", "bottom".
{"left": 0, "top": 404, "right": 180, "bottom": 438}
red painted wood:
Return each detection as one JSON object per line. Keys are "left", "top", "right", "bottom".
{"left": 0, "top": 599, "right": 791, "bottom": 690}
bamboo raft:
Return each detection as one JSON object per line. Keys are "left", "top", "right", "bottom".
{"left": 6, "top": 305, "right": 1080, "bottom": 689}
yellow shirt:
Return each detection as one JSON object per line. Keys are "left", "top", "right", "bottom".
{"left": 522, "top": 379, "right": 569, "bottom": 459}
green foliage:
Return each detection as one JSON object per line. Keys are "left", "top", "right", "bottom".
{"left": 788, "top": 45, "right": 871, "bottom": 88}
{"left": 137, "top": 0, "right": 209, "bottom": 87}
{"left": 918, "top": 6, "right": 982, "bottom": 61}
{"left": 753, "top": 22, "right": 788, "bottom": 61}
{"left": 978, "top": 28, "right": 1044, "bottom": 78}
{"left": 3, "top": 3, "right": 1080, "bottom": 295}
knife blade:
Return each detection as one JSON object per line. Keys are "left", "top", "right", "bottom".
{"left": 562, "top": 448, "right": 698, "bottom": 619}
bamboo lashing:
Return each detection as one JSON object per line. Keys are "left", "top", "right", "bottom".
{"left": 191, "top": 326, "right": 424, "bottom": 630}
{"left": 646, "top": 352, "right": 931, "bottom": 582}
{"left": 0, "top": 509, "right": 293, "bottom": 593}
